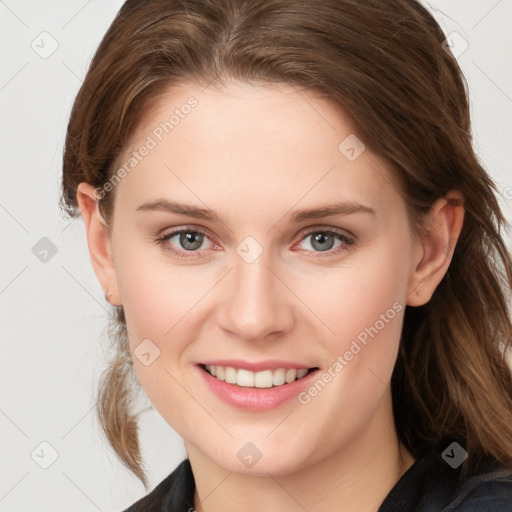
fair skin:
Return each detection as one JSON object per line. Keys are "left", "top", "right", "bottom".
{"left": 77, "top": 81, "right": 464, "bottom": 511}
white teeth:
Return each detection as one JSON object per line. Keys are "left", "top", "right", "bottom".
{"left": 205, "top": 365, "right": 311, "bottom": 388}
{"left": 296, "top": 368, "right": 308, "bottom": 379}
{"left": 237, "top": 369, "right": 254, "bottom": 387}
{"left": 224, "top": 366, "right": 237, "bottom": 384}
{"left": 254, "top": 370, "right": 273, "bottom": 388}
{"left": 272, "top": 368, "right": 286, "bottom": 386}
{"left": 285, "top": 368, "right": 297, "bottom": 383}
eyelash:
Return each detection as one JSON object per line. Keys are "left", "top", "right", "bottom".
{"left": 154, "top": 225, "right": 356, "bottom": 259}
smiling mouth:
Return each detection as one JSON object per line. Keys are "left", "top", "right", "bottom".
{"left": 200, "top": 364, "right": 318, "bottom": 389}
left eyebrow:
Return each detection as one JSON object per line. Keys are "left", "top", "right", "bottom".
{"left": 287, "top": 201, "right": 376, "bottom": 223}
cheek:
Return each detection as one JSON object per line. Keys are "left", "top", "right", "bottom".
{"left": 114, "top": 246, "right": 207, "bottom": 430}
{"left": 293, "top": 239, "right": 410, "bottom": 419}
{"left": 113, "top": 243, "right": 220, "bottom": 411}
{"left": 114, "top": 237, "right": 206, "bottom": 345}
{"left": 285, "top": 248, "right": 408, "bottom": 447}
{"left": 306, "top": 241, "right": 409, "bottom": 352}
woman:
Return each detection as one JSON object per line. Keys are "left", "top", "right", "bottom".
{"left": 60, "top": 0, "right": 512, "bottom": 510}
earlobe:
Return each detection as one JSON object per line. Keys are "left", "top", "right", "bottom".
{"left": 76, "top": 182, "right": 121, "bottom": 305}
{"left": 406, "top": 190, "right": 465, "bottom": 307}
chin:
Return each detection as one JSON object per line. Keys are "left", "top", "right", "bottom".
{"left": 208, "top": 442, "right": 311, "bottom": 477}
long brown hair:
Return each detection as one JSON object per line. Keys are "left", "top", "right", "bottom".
{"left": 60, "top": 0, "right": 512, "bottom": 487}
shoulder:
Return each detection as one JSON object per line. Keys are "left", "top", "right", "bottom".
{"left": 121, "top": 459, "right": 195, "bottom": 512}
{"left": 379, "top": 447, "right": 512, "bottom": 512}
{"left": 444, "top": 471, "right": 512, "bottom": 511}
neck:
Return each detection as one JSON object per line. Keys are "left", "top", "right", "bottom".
{"left": 186, "top": 391, "right": 415, "bottom": 512}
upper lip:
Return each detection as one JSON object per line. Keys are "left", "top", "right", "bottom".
{"left": 199, "top": 359, "right": 316, "bottom": 372}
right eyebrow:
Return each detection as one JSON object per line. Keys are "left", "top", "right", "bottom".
{"left": 136, "top": 199, "right": 221, "bottom": 222}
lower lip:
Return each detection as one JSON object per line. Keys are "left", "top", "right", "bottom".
{"left": 196, "top": 365, "right": 320, "bottom": 412}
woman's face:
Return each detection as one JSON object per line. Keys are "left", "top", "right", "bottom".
{"left": 93, "top": 81, "right": 425, "bottom": 475}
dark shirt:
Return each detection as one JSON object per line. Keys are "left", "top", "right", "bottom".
{"left": 122, "top": 448, "right": 512, "bottom": 511}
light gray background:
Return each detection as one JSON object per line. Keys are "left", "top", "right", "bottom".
{"left": 1, "top": 1, "right": 511, "bottom": 510}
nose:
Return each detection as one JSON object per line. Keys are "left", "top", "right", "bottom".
{"left": 216, "top": 247, "right": 295, "bottom": 342}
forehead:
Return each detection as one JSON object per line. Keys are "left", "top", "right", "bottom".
{"left": 113, "top": 81, "right": 400, "bottom": 218}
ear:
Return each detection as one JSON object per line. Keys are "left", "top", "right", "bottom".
{"left": 76, "top": 182, "right": 121, "bottom": 305}
{"left": 406, "top": 190, "right": 465, "bottom": 307}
